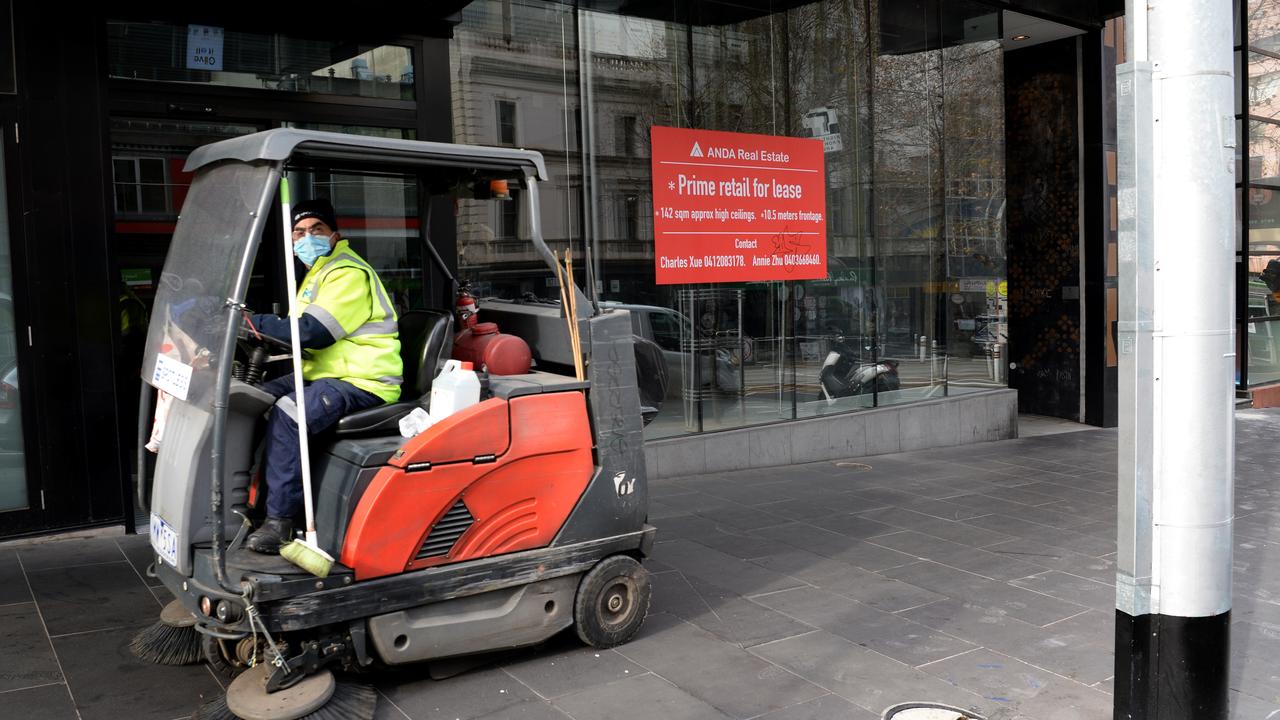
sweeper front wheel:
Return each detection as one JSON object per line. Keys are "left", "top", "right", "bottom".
{"left": 573, "top": 555, "right": 651, "bottom": 649}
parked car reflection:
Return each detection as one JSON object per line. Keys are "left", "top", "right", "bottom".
{"left": 601, "top": 302, "right": 746, "bottom": 399}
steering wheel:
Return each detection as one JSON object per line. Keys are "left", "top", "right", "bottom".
{"left": 236, "top": 314, "right": 293, "bottom": 355}
{"left": 234, "top": 313, "right": 292, "bottom": 387}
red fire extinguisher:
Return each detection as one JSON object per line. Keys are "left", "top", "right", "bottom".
{"left": 456, "top": 283, "right": 478, "bottom": 331}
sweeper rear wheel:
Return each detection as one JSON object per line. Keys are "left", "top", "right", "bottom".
{"left": 573, "top": 555, "right": 651, "bottom": 649}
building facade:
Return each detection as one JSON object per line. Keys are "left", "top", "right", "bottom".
{"left": 1241, "top": 0, "right": 1280, "bottom": 393}
{"left": 0, "top": 0, "right": 1125, "bottom": 538}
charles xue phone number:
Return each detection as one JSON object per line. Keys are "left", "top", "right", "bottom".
{"left": 708, "top": 254, "right": 745, "bottom": 268}
{"left": 658, "top": 254, "right": 745, "bottom": 269}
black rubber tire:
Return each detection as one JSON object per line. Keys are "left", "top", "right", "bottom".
{"left": 573, "top": 555, "right": 651, "bottom": 649}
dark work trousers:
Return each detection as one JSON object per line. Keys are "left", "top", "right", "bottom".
{"left": 260, "top": 375, "right": 382, "bottom": 519}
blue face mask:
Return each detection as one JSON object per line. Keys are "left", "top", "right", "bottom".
{"left": 293, "top": 233, "right": 332, "bottom": 267}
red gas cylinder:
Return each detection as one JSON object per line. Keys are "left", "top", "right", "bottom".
{"left": 453, "top": 322, "right": 533, "bottom": 375}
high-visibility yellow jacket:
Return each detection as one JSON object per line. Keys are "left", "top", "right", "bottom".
{"left": 296, "top": 240, "right": 402, "bottom": 403}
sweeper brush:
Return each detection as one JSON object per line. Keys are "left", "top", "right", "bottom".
{"left": 191, "top": 664, "right": 376, "bottom": 720}
{"left": 129, "top": 600, "right": 202, "bottom": 666}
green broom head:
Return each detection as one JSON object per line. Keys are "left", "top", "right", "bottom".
{"left": 280, "top": 538, "right": 334, "bottom": 578}
{"left": 129, "top": 599, "right": 203, "bottom": 666}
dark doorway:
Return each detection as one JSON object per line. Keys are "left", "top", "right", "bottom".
{"left": 1005, "top": 37, "right": 1083, "bottom": 420}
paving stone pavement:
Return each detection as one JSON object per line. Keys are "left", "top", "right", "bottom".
{"left": 3, "top": 411, "right": 1280, "bottom": 719}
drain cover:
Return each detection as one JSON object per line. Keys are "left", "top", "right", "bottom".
{"left": 833, "top": 461, "right": 873, "bottom": 471}
{"left": 881, "top": 703, "right": 984, "bottom": 720}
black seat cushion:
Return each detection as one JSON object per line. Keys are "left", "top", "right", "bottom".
{"left": 333, "top": 309, "right": 453, "bottom": 437}
{"left": 333, "top": 401, "right": 416, "bottom": 436}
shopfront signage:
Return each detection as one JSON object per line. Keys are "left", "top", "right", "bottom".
{"left": 650, "top": 126, "right": 827, "bottom": 284}
{"left": 186, "top": 25, "right": 225, "bottom": 71}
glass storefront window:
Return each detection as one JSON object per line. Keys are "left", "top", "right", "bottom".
{"left": 107, "top": 21, "right": 414, "bottom": 100}
{"left": 451, "top": 0, "right": 580, "bottom": 304}
{"left": 450, "top": 0, "right": 1010, "bottom": 441}
{"left": 0, "top": 1, "right": 12, "bottom": 96}
{"left": 288, "top": 170, "right": 424, "bottom": 315}
{"left": 871, "top": 1, "right": 950, "bottom": 407}
{"left": 1249, "top": 51, "right": 1280, "bottom": 123}
{"left": 0, "top": 136, "right": 24, "bottom": 511}
{"left": 1249, "top": 0, "right": 1280, "bottom": 55}
{"left": 1239, "top": 186, "right": 1245, "bottom": 252}
{"left": 1249, "top": 184, "right": 1280, "bottom": 255}
{"left": 112, "top": 156, "right": 169, "bottom": 214}
{"left": 1248, "top": 317, "right": 1280, "bottom": 384}
{"left": 110, "top": 118, "right": 262, "bottom": 222}
{"left": 940, "top": 3, "right": 1007, "bottom": 398}
{"left": 298, "top": 125, "right": 416, "bottom": 140}
{"left": 1250, "top": 102, "right": 1280, "bottom": 186}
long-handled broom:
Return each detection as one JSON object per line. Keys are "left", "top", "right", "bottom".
{"left": 274, "top": 177, "right": 334, "bottom": 579}
{"left": 129, "top": 599, "right": 203, "bottom": 666}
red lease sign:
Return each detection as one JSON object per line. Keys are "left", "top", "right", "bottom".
{"left": 650, "top": 126, "right": 827, "bottom": 284}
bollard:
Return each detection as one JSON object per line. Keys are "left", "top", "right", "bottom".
{"left": 992, "top": 344, "right": 1003, "bottom": 384}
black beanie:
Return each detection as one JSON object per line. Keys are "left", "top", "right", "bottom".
{"left": 291, "top": 198, "right": 338, "bottom": 232}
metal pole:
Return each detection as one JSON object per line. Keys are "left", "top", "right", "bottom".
{"left": 1115, "top": 1, "right": 1235, "bottom": 717}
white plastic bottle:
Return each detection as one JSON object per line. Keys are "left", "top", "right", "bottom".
{"left": 398, "top": 406, "right": 433, "bottom": 438}
{"left": 428, "top": 359, "right": 481, "bottom": 423}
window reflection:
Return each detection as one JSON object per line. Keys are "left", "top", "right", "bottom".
{"left": 451, "top": 0, "right": 580, "bottom": 301}
{"left": 107, "top": 22, "right": 414, "bottom": 100}
{"left": 451, "top": 0, "right": 1009, "bottom": 438}
{"left": 0, "top": 137, "right": 23, "bottom": 512}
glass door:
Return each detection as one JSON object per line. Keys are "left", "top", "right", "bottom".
{"left": 0, "top": 107, "right": 33, "bottom": 518}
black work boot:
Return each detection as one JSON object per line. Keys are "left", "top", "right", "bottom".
{"left": 245, "top": 517, "right": 294, "bottom": 554}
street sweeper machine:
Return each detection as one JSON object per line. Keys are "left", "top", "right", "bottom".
{"left": 133, "top": 129, "right": 658, "bottom": 720}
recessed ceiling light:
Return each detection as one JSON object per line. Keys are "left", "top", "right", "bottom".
{"left": 1011, "top": 34, "right": 1031, "bottom": 41}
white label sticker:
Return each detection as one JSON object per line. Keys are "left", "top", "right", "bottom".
{"left": 152, "top": 354, "right": 193, "bottom": 401}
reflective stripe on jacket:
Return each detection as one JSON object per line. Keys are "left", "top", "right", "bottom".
{"left": 297, "top": 239, "right": 402, "bottom": 403}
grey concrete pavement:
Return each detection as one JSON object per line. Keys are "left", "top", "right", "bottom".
{"left": 3, "top": 411, "right": 1280, "bottom": 719}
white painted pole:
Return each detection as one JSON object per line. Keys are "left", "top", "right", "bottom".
{"left": 1115, "top": 0, "right": 1235, "bottom": 715}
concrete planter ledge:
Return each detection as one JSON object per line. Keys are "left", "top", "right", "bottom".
{"left": 642, "top": 389, "right": 1018, "bottom": 480}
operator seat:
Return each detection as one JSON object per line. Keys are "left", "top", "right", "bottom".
{"left": 332, "top": 309, "right": 454, "bottom": 437}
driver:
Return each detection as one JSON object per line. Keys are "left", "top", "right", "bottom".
{"left": 245, "top": 198, "right": 402, "bottom": 553}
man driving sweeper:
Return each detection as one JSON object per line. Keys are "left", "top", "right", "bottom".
{"left": 244, "top": 198, "right": 402, "bottom": 553}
